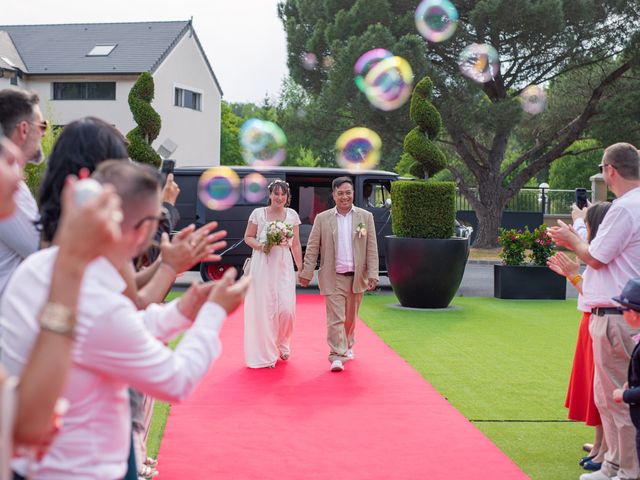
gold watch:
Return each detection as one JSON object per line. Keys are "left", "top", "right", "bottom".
{"left": 39, "top": 303, "right": 76, "bottom": 338}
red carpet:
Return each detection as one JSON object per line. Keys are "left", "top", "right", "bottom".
{"left": 157, "top": 294, "right": 527, "bottom": 479}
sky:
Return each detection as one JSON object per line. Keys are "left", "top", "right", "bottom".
{"left": 1, "top": 0, "right": 289, "bottom": 104}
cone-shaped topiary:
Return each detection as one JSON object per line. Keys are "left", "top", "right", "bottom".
{"left": 404, "top": 76, "right": 445, "bottom": 178}
{"left": 127, "top": 72, "right": 162, "bottom": 167}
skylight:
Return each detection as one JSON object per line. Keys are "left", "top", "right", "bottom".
{"left": 87, "top": 45, "right": 117, "bottom": 57}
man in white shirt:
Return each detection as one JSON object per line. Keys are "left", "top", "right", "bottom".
{"left": 299, "top": 177, "right": 379, "bottom": 372}
{"left": 549, "top": 143, "right": 640, "bottom": 480}
{"left": 1, "top": 160, "right": 250, "bottom": 479}
{"left": 0, "top": 88, "right": 46, "bottom": 297}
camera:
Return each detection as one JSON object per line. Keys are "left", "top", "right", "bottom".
{"left": 575, "top": 188, "right": 588, "bottom": 209}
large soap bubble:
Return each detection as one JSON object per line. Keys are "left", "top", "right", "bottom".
{"left": 415, "top": 0, "right": 458, "bottom": 42}
{"left": 240, "top": 119, "right": 287, "bottom": 168}
{"left": 458, "top": 43, "right": 500, "bottom": 83}
{"left": 336, "top": 127, "right": 382, "bottom": 172}
{"left": 198, "top": 166, "right": 240, "bottom": 211}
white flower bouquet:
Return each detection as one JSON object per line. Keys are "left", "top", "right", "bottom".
{"left": 265, "top": 220, "right": 294, "bottom": 254}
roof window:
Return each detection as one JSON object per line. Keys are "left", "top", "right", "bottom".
{"left": 87, "top": 45, "right": 117, "bottom": 56}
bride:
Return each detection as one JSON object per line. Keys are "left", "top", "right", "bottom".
{"left": 243, "top": 179, "right": 302, "bottom": 368}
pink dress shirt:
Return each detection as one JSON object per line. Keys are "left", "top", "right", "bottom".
{"left": 334, "top": 207, "right": 354, "bottom": 273}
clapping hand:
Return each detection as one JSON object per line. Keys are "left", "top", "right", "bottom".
{"left": 161, "top": 221, "right": 227, "bottom": 274}
{"left": 547, "top": 220, "right": 580, "bottom": 251}
{"left": 547, "top": 252, "right": 580, "bottom": 278}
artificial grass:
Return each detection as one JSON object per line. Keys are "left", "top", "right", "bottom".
{"left": 360, "top": 295, "right": 592, "bottom": 480}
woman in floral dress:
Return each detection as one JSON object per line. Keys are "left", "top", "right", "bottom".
{"left": 243, "top": 180, "right": 302, "bottom": 368}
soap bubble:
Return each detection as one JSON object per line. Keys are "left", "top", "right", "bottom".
{"left": 363, "top": 55, "right": 413, "bottom": 111}
{"left": 415, "top": 0, "right": 458, "bottom": 42}
{"left": 354, "top": 49, "right": 393, "bottom": 94}
{"left": 242, "top": 172, "right": 268, "bottom": 203}
{"left": 458, "top": 43, "right": 500, "bottom": 83}
{"left": 198, "top": 166, "right": 240, "bottom": 211}
{"left": 335, "top": 127, "right": 382, "bottom": 172}
{"left": 239, "top": 119, "right": 287, "bottom": 168}
{"left": 520, "top": 85, "right": 547, "bottom": 115}
{"left": 301, "top": 52, "right": 318, "bottom": 70}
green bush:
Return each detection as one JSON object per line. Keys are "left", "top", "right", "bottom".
{"left": 127, "top": 72, "right": 162, "bottom": 167}
{"left": 391, "top": 180, "right": 455, "bottom": 238}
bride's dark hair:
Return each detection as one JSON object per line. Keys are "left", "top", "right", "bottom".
{"left": 267, "top": 179, "right": 291, "bottom": 207}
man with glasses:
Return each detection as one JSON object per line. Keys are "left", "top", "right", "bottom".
{"left": 0, "top": 88, "right": 47, "bottom": 298}
{"left": 550, "top": 143, "right": 640, "bottom": 480}
{"left": 299, "top": 176, "right": 379, "bottom": 372}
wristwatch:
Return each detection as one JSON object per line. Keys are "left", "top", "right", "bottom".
{"left": 39, "top": 303, "right": 76, "bottom": 338}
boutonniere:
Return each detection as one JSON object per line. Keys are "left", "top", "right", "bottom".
{"left": 356, "top": 222, "right": 367, "bottom": 238}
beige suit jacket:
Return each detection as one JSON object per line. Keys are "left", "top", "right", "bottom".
{"left": 299, "top": 206, "right": 379, "bottom": 295}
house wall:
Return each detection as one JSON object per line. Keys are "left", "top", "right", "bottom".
{"left": 152, "top": 30, "right": 221, "bottom": 167}
{"left": 26, "top": 75, "right": 138, "bottom": 131}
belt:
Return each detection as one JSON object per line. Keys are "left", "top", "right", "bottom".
{"left": 591, "top": 307, "right": 623, "bottom": 316}
{"left": 336, "top": 271, "right": 354, "bottom": 276}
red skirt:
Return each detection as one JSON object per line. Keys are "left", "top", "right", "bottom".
{"left": 565, "top": 312, "right": 601, "bottom": 426}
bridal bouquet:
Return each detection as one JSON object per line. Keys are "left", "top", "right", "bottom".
{"left": 264, "top": 220, "right": 294, "bottom": 254}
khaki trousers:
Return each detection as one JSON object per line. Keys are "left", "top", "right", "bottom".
{"left": 325, "top": 274, "right": 363, "bottom": 363}
{"left": 590, "top": 313, "right": 640, "bottom": 480}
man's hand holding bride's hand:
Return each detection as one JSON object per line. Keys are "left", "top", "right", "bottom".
{"left": 298, "top": 276, "right": 310, "bottom": 288}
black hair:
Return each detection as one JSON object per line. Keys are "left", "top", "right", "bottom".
{"left": 586, "top": 201, "right": 612, "bottom": 242}
{"left": 332, "top": 176, "right": 353, "bottom": 191}
{"left": 267, "top": 178, "right": 291, "bottom": 207}
{"left": 0, "top": 88, "right": 39, "bottom": 136}
{"left": 38, "top": 117, "right": 129, "bottom": 242}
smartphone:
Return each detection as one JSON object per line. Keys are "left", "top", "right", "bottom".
{"left": 575, "top": 188, "right": 588, "bottom": 209}
{"left": 160, "top": 159, "right": 175, "bottom": 175}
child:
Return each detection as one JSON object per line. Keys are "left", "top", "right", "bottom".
{"left": 612, "top": 277, "right": 640, "bottom": 464}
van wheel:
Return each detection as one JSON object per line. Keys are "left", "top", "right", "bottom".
{"left": 200, "top": 263, "right": 230, "bottom": 282}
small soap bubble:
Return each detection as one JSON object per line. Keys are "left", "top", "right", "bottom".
{"left": 73, "top": 178, "right": 103, "bottom": 206}
{"left": 322, "top": 55, "right": 335, "bottom": 69}
{"left": 242, "top": 172, "right": 268, "bottom": 203}
{"left": 301, "top": 52, "right": 318, "bottom": 70}
{"left": 415, "top": 0, "right": 458, "bottom": 42}
{"left": 363, "top": 56, "right": 414, "bottom": 111}
{"left": 354, "top": 49, "right": 393, "bottom": 94}
{"left": 239, "top": 119, "right": 287, "bottom": 168}
{"left": 458, "top": 43, "right": 500, "bottom": 83}
{"left": 335, "top": 127, "right": 382, "bottom": 172}
{"left": 197, "top": 166, "right": 240, "bottom": 211}
{"left": 520, "top": 85, "right": 547, "bottom": 115}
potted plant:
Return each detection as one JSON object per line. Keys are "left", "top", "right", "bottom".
{"left": 494, "top": 225, "right": 566, "bottom": 299}
{"left": 385, "top": 76, "right": 470, "bottom": 309}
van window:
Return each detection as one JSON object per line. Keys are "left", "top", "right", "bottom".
{"left": 297, "top": 185, "right": 334, "bottom": 225}
{"left": 362, "top": 181, "right": 391, "bottom": 208}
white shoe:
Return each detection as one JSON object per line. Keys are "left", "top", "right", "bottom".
{"left": 346, "top": 349, "right": 354, "bottom": 360}
{"left": 579, "top": 471, "right": 614, "bottom": 480}
{"left": 330, "top": 360, "right": 344, "bottom": 372}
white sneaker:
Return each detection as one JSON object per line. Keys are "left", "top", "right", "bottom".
{"left": 330, "top": 360, "right": 344, "bottom": 372}
{"left": 579, "top": 471, "right": 614, "bottom": 480}
{"left": 346, "top": 349, "right": 354, "bottom": 360}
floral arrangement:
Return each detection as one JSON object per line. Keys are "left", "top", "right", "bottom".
{"left": 356, "top": 222, "right": 367, "bottom": 238}
{"left": 498, "top": 225, "right": 555, "bottom": 266}
{"left": 265, "top": 220, "right": 294, "bottom": 254}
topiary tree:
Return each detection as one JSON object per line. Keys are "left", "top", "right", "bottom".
{"left": 127, "top": 72, "right": 162, "bottom": 167}
{"left": 391, "top": 76, "right": 455, "bottom": 239}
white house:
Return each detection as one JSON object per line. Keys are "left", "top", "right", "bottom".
{"left": 0, "top": 20, "right": 222, "bottom": 167}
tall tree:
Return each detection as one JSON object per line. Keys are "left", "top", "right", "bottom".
{"left": 278, "top": 0, "right": 640, "bottom": 246}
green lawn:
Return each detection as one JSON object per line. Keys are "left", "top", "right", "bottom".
{"left": 360, "top": 295, "right": 590, "bottom": 480}
{"left": 148, "top": 293, "right": 591, "bottom": 479}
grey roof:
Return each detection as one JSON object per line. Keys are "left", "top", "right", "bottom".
{"left": 0, "top": 21, "right": 223, "bottom": 93}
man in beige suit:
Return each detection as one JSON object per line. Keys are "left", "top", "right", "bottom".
{"left": 299, "top": 177, "right": 379, "bottom": 372}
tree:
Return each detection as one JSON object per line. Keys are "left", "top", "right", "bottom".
{"left": 548, "top": 140, "right": 602, "bottom": 190}
{"left": 220, "top": 102, "right": 243, "bottom": 165}
{"left": 127, "top": 72, "right": 162, "bottom": 167}
{"left": 278, "top": 0, "right": 640, "bottom": 246}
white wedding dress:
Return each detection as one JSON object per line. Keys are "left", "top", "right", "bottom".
{"left": 244, "top": 207, "right": 300, "bottom": 368}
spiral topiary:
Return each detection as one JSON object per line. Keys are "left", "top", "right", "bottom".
{"left": 403, "top": 76, "right": 446, "bottom": 179}
{"left": 127, "top": 72, "right": 162, "bottom": 167}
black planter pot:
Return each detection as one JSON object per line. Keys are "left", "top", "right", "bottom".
{"left": 494, "top": 264, "right": 566, "bottom": 300}
{"left": 385, "top": 236, "right": 470, "bottom": 309}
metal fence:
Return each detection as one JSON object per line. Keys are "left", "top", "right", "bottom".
{"left": 455, "top": 188, "right": 589, "bottom": 215}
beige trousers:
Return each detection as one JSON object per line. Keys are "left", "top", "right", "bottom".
{"left": 325, "top": 274, "right": 363, "bottom": 363}
{"left": 590, "top": 313, "right": 640, "bottom": 480}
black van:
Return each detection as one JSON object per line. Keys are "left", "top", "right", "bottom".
{"left": 172, "top": 166, "right": 397, "bottom": 281}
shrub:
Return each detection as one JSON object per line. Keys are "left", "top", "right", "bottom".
{"left": 529, "top": 224, "right": 554, "bottom": 266}
{"left": 391, "top": 180, "right": 455, "bottom": 239}
{"left": 126, "top": 72, "right": 162, "bottom": 167}
{"left": 498, "top": 225, "right": 555, "bottom": 266}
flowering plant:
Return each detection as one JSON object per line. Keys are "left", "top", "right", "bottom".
{"left": 356, "top": 222, "right": 367, "bottom": 238}
{"left": 498, "top": 225, "right": 555, "bottom": 266}
{"left": 265, "top": 220, "right": 294, "bottom": 254}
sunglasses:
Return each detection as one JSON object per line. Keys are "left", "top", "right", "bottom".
{"left": 30, "top": 119, "right": 49, "bottom": 134}
{"left": 598, "top": 163, "right": 617, "bottom": 173}
{"left": 133, "top": 207, "right": 168, "bottom": 229}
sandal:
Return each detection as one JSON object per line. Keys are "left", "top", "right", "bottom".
{"left": 279, "top": 352, "right": 290, "bottom": 361}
